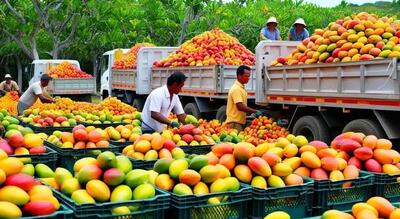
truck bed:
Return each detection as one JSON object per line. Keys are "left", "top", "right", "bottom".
{"left": 111, "top": 69, "right": 137, "bottom": 91}
{"left": 47, "top": 78, "right": 96, "bottom": 95}
{"left": 151, "top": 65, "right": 256, "bottom": 98}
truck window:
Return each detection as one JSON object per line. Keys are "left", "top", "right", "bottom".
{"left": 101, "top": 55, "right": 109, "bottom": 75}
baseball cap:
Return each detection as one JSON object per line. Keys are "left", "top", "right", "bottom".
{"left": 40, "top": 74, "right": 53, "bottom": 81}
{"left": 4, "top": 74, "right": 12, "bottom": 79}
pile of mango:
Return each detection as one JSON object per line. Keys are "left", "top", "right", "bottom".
{"left": 0, "top": 150, "right": 62, "bottom": 218}
{"left": 0, "top": 91, "right": 19, "bottom": 115}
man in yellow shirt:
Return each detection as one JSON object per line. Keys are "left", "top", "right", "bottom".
{"left": 226, "top": 65, "right": 261, "bottom": 131}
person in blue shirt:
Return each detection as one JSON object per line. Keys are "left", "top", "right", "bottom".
{"left": 288, "top": 18, "right": 309, "bottom": 41}
{"left": 260, "top": 17, "right": 281, "bottom": 41}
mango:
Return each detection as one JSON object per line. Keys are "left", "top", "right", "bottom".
{"left": 262, "top": 153, "right": 281, "bottom": 167}
{"left": 234, "top": 164, "right": 252, "bottom": 183}
{"left": 200, "top": 165, "right": 221, "bottom": 183}
{"left": 189, "top": 155, "right": 209, "bottom": 171}
{"left": 173, "top": 183, "right": 193, "bottom": 195}
{"left": 367, "top": 196, "right": 395, "bottom": 219}
{"left": 4, "top": 173, "right": 35, "bottom": 191}
{"left": 248, "top": 157, "right": 271, "bottom": 177}
{"left": 321, "top": 157, "right": 339, "bottom": 171}
{"left": 352, "top": 202, "right": 378, "bottom": 217}
{"left": 61, "top": 178, "right": 81, "bottom": 196}
{"left": 272, "top": 163, "right": 292, "bottom": 177}
{"left": 115, "top": 155, "right": 133, "bottom": 174}
{"left": 264, "top": 211, "right": 290, "bottom": 219}
{"left": 329, "top": 170, "right": 345, "bottom": 181}
{"left": 125, "top": 169, "right": 149, "bottom": 188}
{"left": 193, "top": 182, "right": 209, "bottom": 195}
{"left": 133, "top": 184, "right": 155, "bottom": 200}
{"left": 301, "top": 151, "right": 321, "bottom": 168}
{"left": 153, "top": 158, "right": 174, "bottom": 174}
{"left": 97, "top": 151, "right": 117, "bottom": 169}
{"left": 171, "top": 148, "right": 185, "bottom": 159}
{"left": 54, "top": 167, "right": 73, "bottom": 185}
{"left": 73, "top": 157, "right": 98, "bottom": 173}
{"left": 71, "top": 189, "right": 96, "bottom": 204}
{"left": 311, "top": 168, "right": 328, "bottom": 180}
{"left": 0, "top": 157, "right": 23, "bottom": 176}
{"left": 210, "top": 178, "right": 227, "bottom": 193}
{"left": 292, "top": 135, "right": 308, "bottom": 147}
{"left": 0, "top": 185, "right": 29, "bottom": 206}
{"left": 224, "top": 177, "right": 240, "bottom": 191}
{"left": 283, "top": 157, "right": 302, "bottom": 169}
{"left": 343, "top": 165, "right": 359, "bottom": 179}
{"left": 169, "top": 159, "right": 189, "bottom": 180}
{"left": 23, "top": 201, "right": 56, "bottom": 216}
{"left": 103, "top": 168, "right": 125, "bottom": 186}
{"left": 0, "top": 201, "right": 22, "bottom": 218}
{"left": 76, "top": 164, "right": 102, "bottom": 184}
{"left": 383, "top": 164, "right": 400, "bottom": 175}
{"left": 284, "top": 174, "right": 303, "bottom": 185}
{"left": 155, "top": 174, "right": 175, "bottom": 191}
{"left": 112, "top": 206, "right": 130, "bottom": 215}
{"left": 251, "top": 176, "right": 267, "bottom": 189}
{"left": 267, "top": 175, "right": 285, "bottom": 187}
{"left": 21, "top": 164, "right": 35, "bottom": 176}
{"left": 179, "top": 169, "right": 201, "bottom": 186}
{"left": 321, "top": 209, "right": 354, "bottom": 219}
{"left": 86, "top": 179, "right": 110, "bottom": 202}
{"left": 211, "top": 143, "right": 234, "bottom": 157}
{"left": 216, "top": 164, "right": 231, "bottom": 178}
{"left": 233, "top": 143, "right": 254, "bottom": 163}
{"left": 147, "top": 170, "right": 159, "bottom": 185}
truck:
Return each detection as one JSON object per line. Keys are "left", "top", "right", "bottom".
{"left": 101, "top": 47, "right": 257, "bottom": 121}
{"left": 27, "top": 59, "right": 96, "bottom": 102}
{"left": 255, "top": 41, "right": 400, "bottom": 142}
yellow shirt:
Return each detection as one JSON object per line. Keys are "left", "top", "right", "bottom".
{"left": 226, "top": 80, "right": 247, "bottom": 124}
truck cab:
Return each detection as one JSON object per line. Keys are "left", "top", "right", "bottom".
{"left": 27, "top": 59, "right": 80, "bottom": 86}
{"left": 99, "top": 49, "right": 129, "bottom": 99}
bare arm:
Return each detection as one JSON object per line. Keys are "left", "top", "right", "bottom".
{"left": 177, "top": 113, "right": 187, "bottom": 124}
{"left": 236, "top": 102, "right": 256, "bottom": 114}
{"left": 151, "top": 111, "right": 171, "bottom": 125}
{"left": 38, "top": 94, "right": 54, "bottom": 103}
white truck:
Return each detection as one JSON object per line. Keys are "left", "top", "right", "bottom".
{"left": 27, "top": 59, "right": 96, "bottom": 102}
{"left": 256, "top": 41, "right": 400, "bottom": 142}
{"left": 101, "top": 47, "right": 257, "bottom": 121}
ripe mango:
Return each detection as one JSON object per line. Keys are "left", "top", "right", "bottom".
{"left": 22, "top": 201, "right": 56, "bottom": 216}
{"left": 234, "top": 165, "right": 252, "bottom": 183}
{"left": 155, "top": 174, "right": 174, "bottom": 191}
{"left": 76, "top": 164, "right": 102, "bottom": 184}
{"left": 61, "top": 178, "right": 81, "bottom": 196}
{"left": 133, "top": 184, "right": 155, "bottom": 200}
{"left": 301, "top": 151, "right": 321, "bottom": 169}
{"left": 0, "top": 201, "right": 22, "bottom": 218}
{"left": 329, "top": 170, "right": 345, "bottom": 181}
{"left": 248, "top": 157, "right": 272, "bottom": 177}
{"left": 283, "top": 157, "right": 301, "bottom": 169}
{"left": 21, "top": 164, "right": 35, "bottom": 176}
{"left": 73, "top": 157, "right": 98, "bottom": 173}
{"left": 193, "top": 182, "right": 209, "bottom": 195}
{"left": 224, "top": 177, "right": 240, "bottom": 191}
{"left": 272, "top": 163, "right": 293, "bottom": 177}
{"left": 179, "top": 169, "right": 201, "bottom": 186}
{"left": 251, "top": 176, "right": 267, "bottom": 189}
{"left": 112, "top": 206, "right": 130, "bottom": 215}
{"left": 0, "top": 157, "right": 23, "bottom": 176}
{"left": 54, "top": 167, "right": 73, "bottom": 185}
{"left": 103, "top": 168, "right": 125, "bottom": 186}
{"left": 97, "top": 151, "right": 117, "bottom": 169}
{"left": 267, "top": 175, "right": 285, "bottom": 187}
{"left": 86, "top": 179, "right": 110, "bottom": 202}
{"left": 115, "top": 155, "right": 133, "bottom": 174}
{"left": 264, "top": 211, "right": 290, "bottom": 219}
{"left": 153, "top": 158, "right": 174, "bottom": 174}
{"left": 0, "top": 185, "right": 30, "bottom": 206}
{"left": 71, "top": 189, "right": 95, "bottom": 204}
{"left": 233, "top": 143, "right": 254, "bottom": 163}
{"left": 210, "top": 178, "right": 227, "bottom": 193}
{"left": 284, "top": 174, "right": 303, "bottom": 185}
{"left": 321, "top": 209, "right": 354, "bottom": 219}
{"left": 200, "top": 165, "right": 221, "bottom": 183}
{"left": 169, "top": 159, "right": 189, "bottom": 180}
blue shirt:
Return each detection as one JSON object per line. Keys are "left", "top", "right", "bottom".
{"left": 289, "top": 27, "right": 309, "bottom": 41}
{"left": 260, "top": 27, "right": 280, "bottom": 40}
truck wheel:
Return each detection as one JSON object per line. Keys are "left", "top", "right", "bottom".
{"left": 216, "top": 105, "right": 227, "bottom": 123}
{"left": 184, "top": 103, "right": 201, "bottom": 118}
{"left": 292, "top": 115, "right": 330, "bottom": 142}
{"left": 343, "top": 119, "right": 386, "bottom": 138}
{"left": 132, "top": 99, "right": 144, "bottom": 111}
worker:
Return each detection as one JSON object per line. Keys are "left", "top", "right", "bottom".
{"left": 141, "top": 72, "right": 187, "bottom": 133}
{"left": 288, "top": 18, "right": 309, "bottom": 41}
{"left": 17, "top": 74, "right": 54, "bottom": 115}
{"left": 260, "top": 17, "right": 281, "bottom": 41}
{"left": 226, "top": 65, "right": 262, "bottom": 131}
{"left": 0, "top": 74, "right": 21, "bottom": 96}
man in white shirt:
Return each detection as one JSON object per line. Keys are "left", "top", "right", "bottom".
{"left": 17, "top": 74, "right": 55, "bottom": 115}
{"left": 0, "top": 74, "right": 21, "bottom": 96}
{"left": 141, "top": 72, "right": 187, "bottom": 133}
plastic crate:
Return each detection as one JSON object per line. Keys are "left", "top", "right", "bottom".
{"left": 18, "top": 121, "right": 73, "bottom": 135}
{"left": 10, "top": 146, "right": 58, "bottom": 169}
{"left": 116, "top": 152, "right": 155, "bottom": 170}
{"left": 311, "top": 171, "right": 374, "bottom": 215}
{"left": 44, "top": 141, "right": 119, "bottom": 172}
{"left": 19, "top": 204, "right": 73, "bottom": 219}
{"left": 77, "top": 121, "right": 127, "bottom": 129}
{"left": 249, "top": 178, "right": 314, "bottom": 219}
{"left": 52, "top": 186, "right": 170, "bottom": 218}
{"left": 371, "top": 171, "right": 400, "bottom": 203}
{"left": 110, "top": 140, "right": 133, "bottom": 149}
{"left": 167, "top": 183, "right": 252, "bottom": 219}
{"left": 179, "top": 145, "right": 213, "bottom": 155}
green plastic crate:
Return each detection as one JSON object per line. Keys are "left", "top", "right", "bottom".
{"left": 52, "top": 186, "right": 170, "bottom": 218}
{"left": 44, "top": 141, "right": 119, "bottom": 172}
{"left": 167, "top": 183, "right": 252, "bottom": 219}
{"left": 77, "top": 121, "right": 127, "bottom": 129}
{"left": 19, "top": 204, "right": 73, "bottom": 219}
{"left": 310, "top": 171, "right": 373, "bottom": 215}
{"left": 249, "top": 178, "right": 314, "bottom": 219}
{"left": 179, "top": 145, "right": 213, "bottom": 155}
{"left": 111, "top": 140, "right": 133, "bottom": 149}
{"left": 10, "top": 146, "right": 58, "bottom": 169}
{"left": 19, "top": 122, "right": 73, "bottom": 135}
{"left": 370, "top": 171, "right": 400, "bottom": 203}
{"left": 116, "top": 152, "right": 155, "bottom": 170}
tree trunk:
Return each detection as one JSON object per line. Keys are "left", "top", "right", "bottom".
{"left": 31, "top": 40, "right": 40, "bottom": 60}
{"left": 92, "top": 52, "right": 99, "bottom": 92}
{"left": 15, "top": 56, "right": 22, "bottom": 88}
{"left": 178, "top": 6, "right": 193, "bottom": 45}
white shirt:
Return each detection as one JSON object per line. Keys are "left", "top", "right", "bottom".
{"left": 141, "top": 85, "right": 184, "bottom": 132}
{"left": 19, "top": 81, "right": 45, "bottom": 107}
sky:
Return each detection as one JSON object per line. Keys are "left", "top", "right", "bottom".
{"left": 302, "top": 0, "right": 392, "bottom": 7}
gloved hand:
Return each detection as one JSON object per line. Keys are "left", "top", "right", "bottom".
{"left": 170, "top": 121, "right": 180, "bottom": 128}
{"left": 252, "top": 110, "right": 263, "bottom": 118}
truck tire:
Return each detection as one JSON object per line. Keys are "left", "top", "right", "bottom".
{"left": 216, "top": 105, "right": 227, "bottom": 123}
{"left": 184, "top": 103, "right": 201, "bottom": 118}
{"left": 343, "top": 119, "right": 386, "bottom": 138}
{"left": 292, "top": 115, "right": 330, "bottom": 142}
{"left": 132, "top": 99, "right": 144, "bottom": 111}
